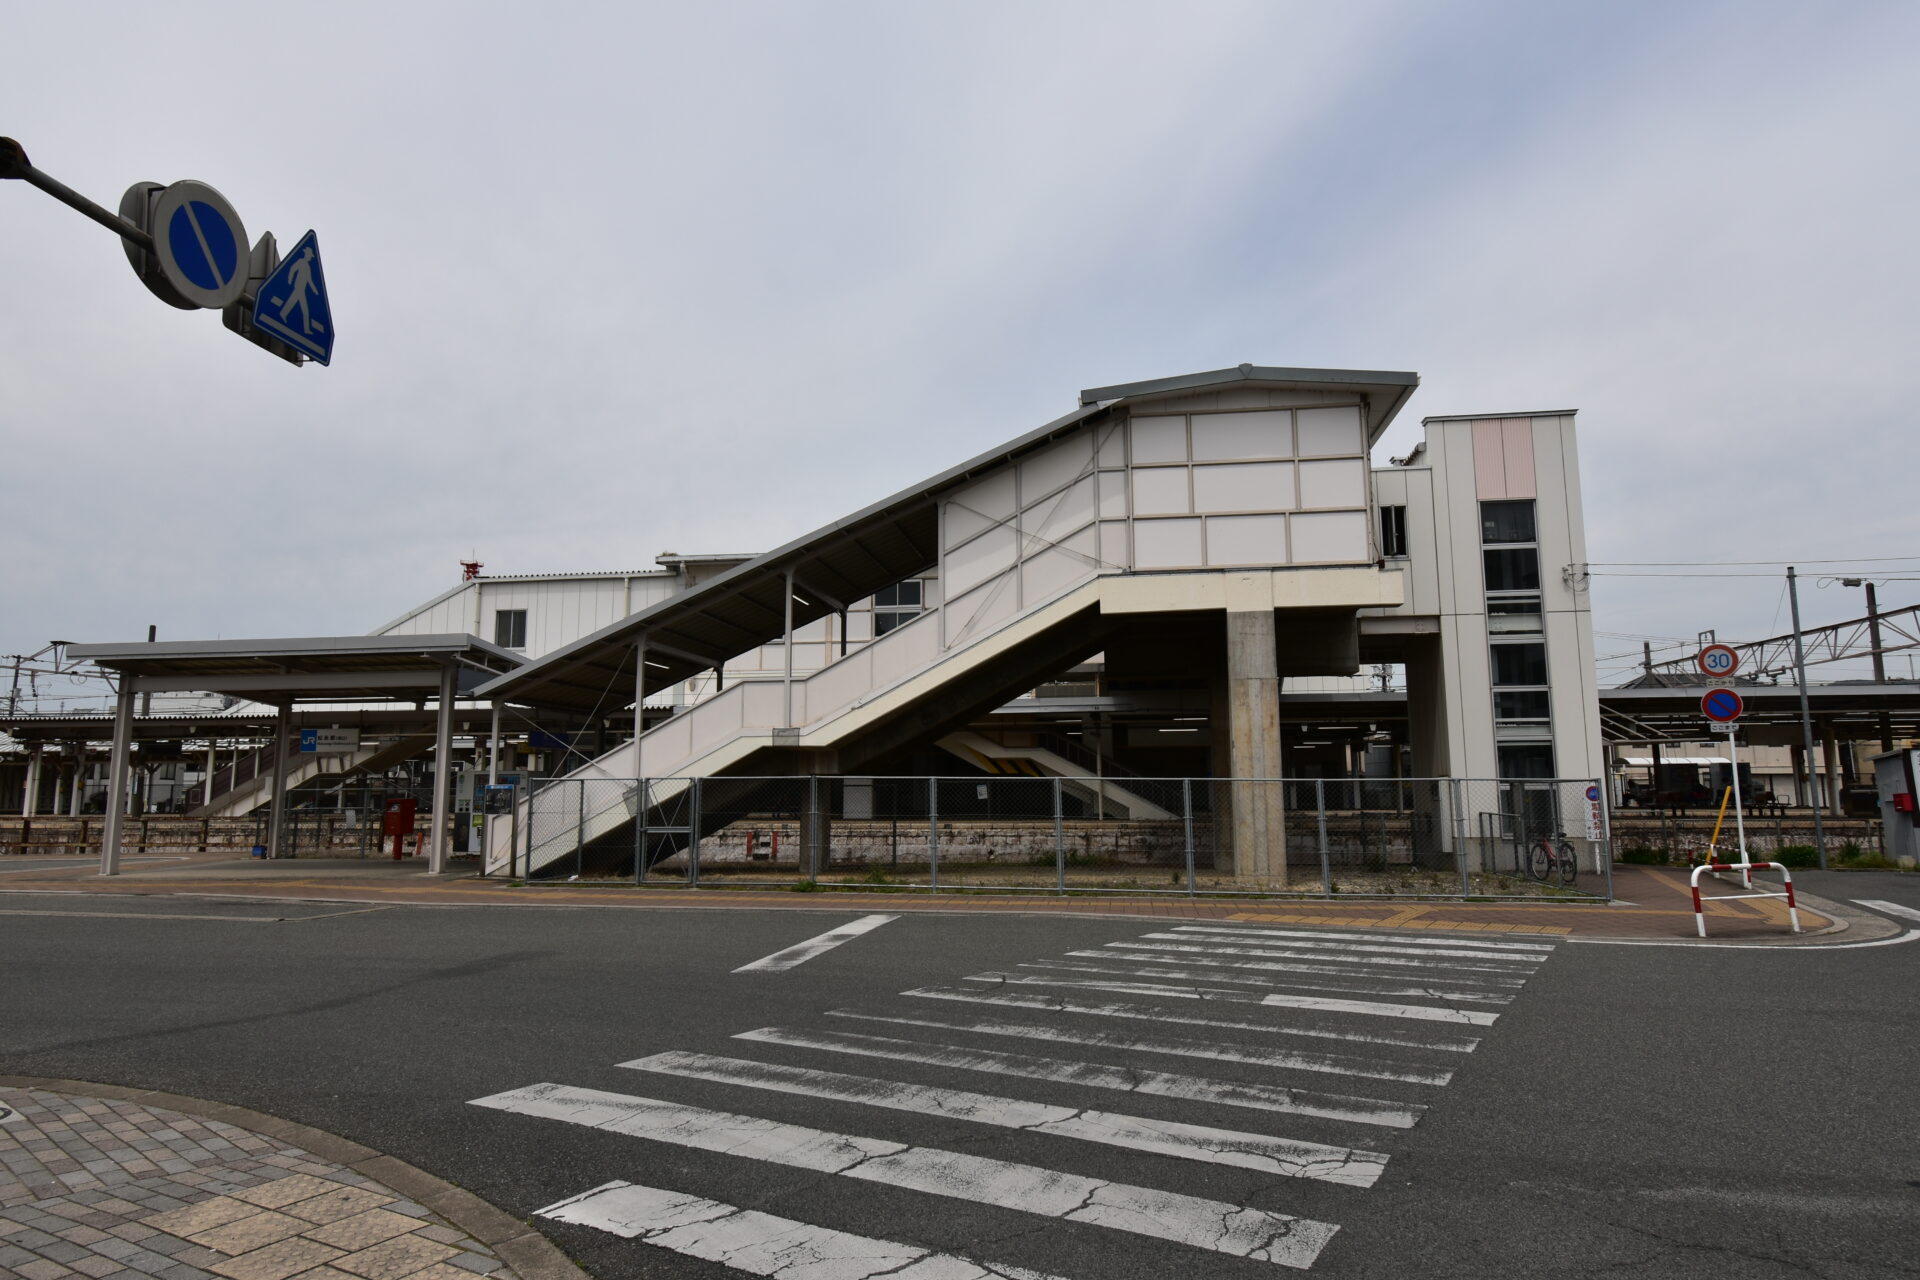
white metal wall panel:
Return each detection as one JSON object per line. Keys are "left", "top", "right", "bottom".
{"left": 1194, "top": 461, "right": 1293, "bottom": 513}
{"left": 1190, "top": 411, "right": 1290, "bottom": 461}
{"left": 1296, "top": 406, "right": 1363, "bottom": 456}
{"left": 1130, "top": 466, "right": 1190, "bottom": 515}
{"left": 1204, "top": 514, "right": 1289, "bottom": 566}
{"left": 1130, "top": 416, "right": 1188, "bottom": 463}
{"left": 1133, "top": 517, "right": 1204, "bottom": 568}
{"left": 945, "top": 526, "right": 1020, "bottom": 597}
{"left": 1289, "top": 511, "right": 1368, "bottom": 563}
{"left": 1298, "top": 458, "right": 1365, "bottom": 509}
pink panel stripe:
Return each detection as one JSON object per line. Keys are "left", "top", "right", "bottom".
{"left": 1471, "top": 420, "right": 1507, "bottom": 499}
{"left": 1502, "top": 418, "right": 1536, "bottom": 499}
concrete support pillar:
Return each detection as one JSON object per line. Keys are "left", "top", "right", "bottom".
{"left": 428, "top": 664, "right": 456, "bottom": 874}
{"left": 267, "top": 704, "right": 293, "bottom": 859}
{"left": 22, "top": 746, "right": 42, "bottom": 817}
{"left": 800, "top": 774, "right": 828, "bottom": 880}
{"left": 1821, "top": 722, "right": 1843, "bottom": 817}
{"left": 100, "top": 681, "right": 135, "bottom": 875}
{"left": 1791, "top": 744, "right": 1808, "bottom": 809}
{"left": 1225, "top": 609, "right": 1286, "bottom": 886}
{"left": 69, "top": 744, "right": 86, "bottom": 816}
{"left": 204, "top": 741, "right": 218, "bottom": 809}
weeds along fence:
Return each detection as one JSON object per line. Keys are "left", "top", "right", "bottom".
{"left": 498, "top": 774, "right": 1614, "bottom": 899}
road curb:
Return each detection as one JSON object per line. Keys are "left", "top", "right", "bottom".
{"left": 0, "top": 1074, "right": 589, "bottom": 1280}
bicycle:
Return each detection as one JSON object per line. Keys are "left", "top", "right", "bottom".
{"left": 1526, "top": 831, "right": 1578, "bottom": 886}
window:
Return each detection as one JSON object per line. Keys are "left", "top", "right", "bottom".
{"left": 1493, "top": 690, "right": 1552, "bottom": 722}
{"left": 1488, "top": 597, "right": 1543, "bottom": 633}
{"left": 1498, "top": 743, "right": 1557, "bottom": 779}
{"left": 1490, "top": 642, "right": 1548, "bottom": 687}
{"left": 1483, "top": 547, "right": 1541, "bottom": 592}
{"left": 872, "top": 580, "right": 923, "bottom": 636}
{"left": 493, "top": 609, "right": 527, "bottom": 649}
{"left": 1379, "top": 505, "right": 1408, "bottom": 557}
{"left": 1480, "top": 500, "right": 1536, "bottom": 544}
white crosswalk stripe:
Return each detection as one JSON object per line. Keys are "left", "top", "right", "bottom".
{"left": 1042, "top": 955, "right": 1516, "bottom": 1002}
{"left": 1075, "top": 946, "right": 1530, "bottom": 989}
{"left": 903, "top": 983, "right": 1484, "bottom": 1052}
{"left": 474, "top": 1082, "right": 1343, "bottom": 1268}
{"left": 962, "top": 971, "right": 1502, "bottom": 1024}
{"left": 1171, "top": 924, "right": 1557, "bottom": 952}
{"left": 1122, "top": 936, "right": 1539, "bottom": 976}
{"left": 731, "top": 1025, "right": 1428, "bottom": 1127}
{"left": 620, "top": 1050, "right": 1393, "bottom": 1183}
{"left": 824, "top": 1008, "right": 1456, "bottom": 1084}
{"left": 538, "top": 1180, "right": 1070, "bottom": 1279}
{"left": 470, "top": 922, "right": 1559, "bottom": 1274}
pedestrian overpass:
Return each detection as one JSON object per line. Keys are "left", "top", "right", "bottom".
{"left": 476, "top": 365, "right": 1416, "bottom": 883}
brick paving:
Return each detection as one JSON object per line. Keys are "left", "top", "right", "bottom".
{"left": 0, "top": 1092, "right": 517, "bottom": 1280}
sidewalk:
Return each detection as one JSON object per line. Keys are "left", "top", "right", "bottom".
{"left": 0, "top": 853, "right": 1872, "bottom": 942}
{"left": 0, "top": 1084, "right": 581, "bottom": 1280}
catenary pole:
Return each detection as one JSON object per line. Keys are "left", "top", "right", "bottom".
{"left": 1787, "top": 567, "right": 1827, "bottom": 868}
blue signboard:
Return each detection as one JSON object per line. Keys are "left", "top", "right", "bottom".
{"left": 252, "top": 230, "right": 334, "bottom": 365}
{"left": 298, "top": 728, "right": 319, "bottom": 752}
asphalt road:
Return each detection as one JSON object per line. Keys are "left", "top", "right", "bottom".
{"left": 2, "top": 874, "right": 1916, "bottom": 1278}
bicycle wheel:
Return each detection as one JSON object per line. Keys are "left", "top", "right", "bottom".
{"left": 1556, "top": 841, "right": 1578, "bottom": 887}
{"left": 1526, "top": 843, "right": 1552, "bottom": 881}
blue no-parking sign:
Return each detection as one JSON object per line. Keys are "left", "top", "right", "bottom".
{"left": 1702, "top": 688, "right": 1743, "bottom": 723}
{"left": 148, "top": 181, "right": 248, "bottom": 309}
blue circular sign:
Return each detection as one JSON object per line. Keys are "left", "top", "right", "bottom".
{"left": 166, "top": 201, "right": 240, "bottom": 292}
{"left": 1702, "top": 688, "right": 1743, "bottom": 722}
{"left": 148, "top": 181, "right": 248, "bottom": 309}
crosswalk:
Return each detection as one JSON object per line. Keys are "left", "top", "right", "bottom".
{"left": 469, "top": 919, "right": 1558, "bottom": 1276}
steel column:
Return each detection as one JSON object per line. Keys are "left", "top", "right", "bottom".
{"left": 98, "top": 681, "right": 135, "bottom": 875}
{"left": 267, "top": 703, "right": 292, "bottom": 859}
{"left": 428, "top": 663, "right": 456, "bottom": 873}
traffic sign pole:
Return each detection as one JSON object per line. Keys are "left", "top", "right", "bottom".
{"left": 0, "top": 137, "right": 155, "bottom": 253}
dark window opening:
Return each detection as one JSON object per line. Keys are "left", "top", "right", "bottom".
{"left": 1380, "top": 505, "right": 1408, "bottom": 557}
{"left": 1490, "top": 642, "right": 1548, "bottom": 687}
{"left": 1493, "top": 689, "right": 1552, "bottom": 722}
{"left": 494, "top": 609, "right": 527, "bottom": 649}
{"left": 1484, "top": 547, "right": 1541, "bottom": 592}
{"left": 1498, "top": 743, "right": 1558, "bottom": 779}
{"left": 1481, "top": 500, "right": 1537, "bottom": 544}
{"left": 872, "top": 580, "right": 924, "bottom": 636}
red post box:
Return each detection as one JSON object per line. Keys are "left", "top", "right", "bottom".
{"left": 382, "top": 798, "right": 418, "bottom": 860}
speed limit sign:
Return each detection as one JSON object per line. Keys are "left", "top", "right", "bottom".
{"left": 1697, "top": 643, "right": 1740, "bottom": 679}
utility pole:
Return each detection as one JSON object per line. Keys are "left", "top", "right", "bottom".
{"left": 1844, "top": 578, "right": 1895, "bottom": 754}
{"left": 1787, "top": 567, "right": 1827, "bottom": 868}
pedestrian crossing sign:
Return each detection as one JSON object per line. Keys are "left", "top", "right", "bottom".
{"left": 251, "top": 229, "right": 334, "bottom": 365}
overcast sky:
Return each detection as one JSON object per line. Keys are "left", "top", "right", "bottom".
{"left": 4, "top": 0, "right": 1917, "bottom": 691}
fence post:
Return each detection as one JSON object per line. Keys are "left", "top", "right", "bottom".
{"left": 510, "top": 786, "right": 520, "bottom": 880}
{"left": 635, "top": 779, "right": 650, "bottom": 885}
{"left": 928, "top": 777, "right": 939, "bottom": 891}
{"left": 575, "top": 780, "right": 586, "bottom": 878}
{"left": 1453, "top": 778, "right": 1471, "bottom": 896}
{"left": 1316, "top": 779, "right": 1331, "bottom": 896}
{"left": 1182, "top": 777, "right": 1196, "bottom": 896}
{"left": 689, "top": 777, "right": 702, "bottom": 886}
{"left": 1599, "top": 778, "right": 1615, "bottom": 900}
{"left": 1053, "top": 776, "right": 1065, "bottom": 895}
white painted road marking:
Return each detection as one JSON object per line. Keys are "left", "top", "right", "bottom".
{"left": 1856, "top": 899, "right": 1920, "bottom": 924}
{"left": 1085, "top": 946, "right": 1530, "bottom": 990}
{"left": 733, "top": 1025, "right": 1428, "bottom": 1127}
{"left": 621, "top": 1050, "right": 1391, "bottom": 1184}
{"left": 1128, "top": 935, "right": 1540, "bottom": 975}
{"left": 1261, "top": 992, "right": 1497, "bottom": 1025}
{"left": 538, "top": 1180, "right": 1068, "bottom": 1279}
{"left": 906, "top": 984, "right": 1483, "bottom": 1052}
{"left": 1048, "top": 955, "right": 1516, "bottom": 1003}
{"left": 1172, "top": 924, "right": 1556, "bottom": 953}
{"left": 733, "top": 914, "right": 899, "bottom": 973}
{"left": 827, "top": 1008, "right": 1455, "bottom": 1084}
{"left": 963, "top": 972, "right": 1499, "bottom": 1023}
{"left": 471, "top": 1083, "right": 1341, "bottom": 1268}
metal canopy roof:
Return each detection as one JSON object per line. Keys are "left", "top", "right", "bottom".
{"left": 482, "top": 367, "right": 1421, "bottom": 715}
{"left": 1078, "top": 364, "right": 1419, "bottom": 442}
{"left": 64, "top": 634, "right": 525, "bottom": 702}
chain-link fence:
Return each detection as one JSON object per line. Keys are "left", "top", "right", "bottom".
{"left": 492, "top": 774, "right": 1612, "bottom": 898}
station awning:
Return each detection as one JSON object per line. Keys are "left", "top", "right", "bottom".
{"left": 64, "top": 634, "right": 524, "bottom": 702}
